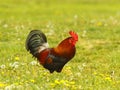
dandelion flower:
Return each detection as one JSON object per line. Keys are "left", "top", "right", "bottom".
{"left": 105, "top": 77, "right": 112, "bottom": 82}
{"left": 30, "top": 79, "right": 35, "bottom": 83}
{"left": 96, "top": 22, "right": 103, "bottom": 26}
{"left": 54, "top": 79, "right": 60, "bottom": 84}
{"left": 1, "top": 72, "right": 4, "bottom": 74}
{"left": 65, "top": 83, "right": 70, "bottom": 87}
{"left": 70, "top": 81, "right": 75, "bottom": 85}
{"left": 0, "top": 82, "right": 7, "bottom": 87}
{"left": 93, "top": 72, "right": 97, "bottom": 75}
{"left": 15, "top": 56, "right": 20, "bottom": 60}
{"left": 50, "top": 83, "right": 56, "bottom": 88}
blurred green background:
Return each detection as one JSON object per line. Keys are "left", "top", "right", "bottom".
{"left": 0, "top": 0, "right": 120, "bottom": 90}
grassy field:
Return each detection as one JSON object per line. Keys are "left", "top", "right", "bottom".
{"left": 0, "top": 0, "right": 120, "bottom": 90}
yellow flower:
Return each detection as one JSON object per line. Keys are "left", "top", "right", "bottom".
{"left": 30, "top": 79, "right": 35, "bottom": 83}
{"left": 14, "top": 82, "right": 19, "bottom": 85}
{"left": 93, "top": 72, "right": 97, "bottom": 75}
{"left": 0, "top": 83, "right": 7, "bottom": 87}
{"left": 96, "top": 22, "right": 103, "bottom": 26}
{"left": 105, "top": 77, "right": 112, "bottom": 82}
{"left": 65, "top": 83, "right": 70, "bottom": 87}
{"left": 50, "top": 83, "right": 56, "bottom": 88}
{"left": 20, "top": 82, "right": 24, "bottom": 85}
{"left": 15, "top": 56, "right": 20, "bottom": 60}
{"left": 60, "top": 80, "right": 65, "bottom": 84}
{"left": 1, "top": 72, "right": 4, "bottom": 74}
{"left": 17, "top": 77, "right": 20, "bottom": 80}
{"left": 70, "top": 81, "right": 75, "bottom": 85}
{"left": 54, "top": 79, "right": 60, "bottom": 84}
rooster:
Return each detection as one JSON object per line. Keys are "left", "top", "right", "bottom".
{"left": 26, "top": 30, "right": 78, "bottom": 73}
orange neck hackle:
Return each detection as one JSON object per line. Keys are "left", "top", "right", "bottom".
{"left": 53, "top": 31, "right": 78, "bottom": 58}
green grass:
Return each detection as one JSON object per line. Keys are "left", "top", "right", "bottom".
{"left": 0, "top": 0, "right": 120, "bottom": 89}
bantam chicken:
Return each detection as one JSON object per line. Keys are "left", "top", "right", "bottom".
{"left": 26, "top": 30, "right": 78, "bottom": 73}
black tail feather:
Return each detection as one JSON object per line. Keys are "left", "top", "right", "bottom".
{"left": 26, "top": 30, "right": 48, "bottom": 57}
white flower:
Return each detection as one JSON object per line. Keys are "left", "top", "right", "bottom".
{"left": 0, "top": 64, "right": 6, "bottom": 69}
{"left": 5, "top": 84, "right": 15, "bottom": 90}
{"left": 9, "top": 62, "right": 19, "bottom": 69}
{"left": 82, "top": 30, "right": 87, "bottom": 37}
{"left": 5, "top": 84, "right": 24, "bottom": 90}
{"left": 82, "top": 63, "right": 86, "bottom": 67}
{"left": 30, "top": 61, "right": 37, "bottom": 66}
{"left": 3, "top": 24, "right": 8, "bottom": 28}
{"left": 45, "top": 30, "right": 54, "bottom": 36}
{"left": 74, "top": 14, "right": 78, "bottom": 19}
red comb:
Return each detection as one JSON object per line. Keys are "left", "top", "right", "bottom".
{"left": 69, "top": 31, "right": 78, "bottom": 41}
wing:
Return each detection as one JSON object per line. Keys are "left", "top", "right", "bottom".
{"left": 43, "top": 54, "right": 68, "bottom": 73}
